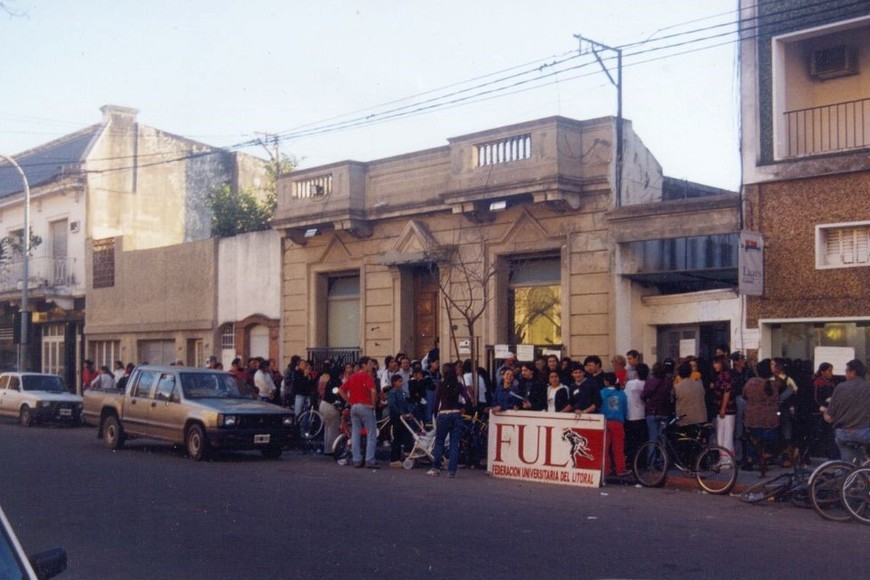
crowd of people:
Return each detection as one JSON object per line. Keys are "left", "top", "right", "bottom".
{"left": 82, "top": 344, "right": 869, "bottom": 479}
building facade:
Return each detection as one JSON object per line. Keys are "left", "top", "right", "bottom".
{"left": 740, "top": 0, "right": 870, "bottom": 366}
{"left": 0, "top": 105, "right": 267, "bottom": 388}
{"left": 273, "top": 116, "right": 741, "bottom": 368}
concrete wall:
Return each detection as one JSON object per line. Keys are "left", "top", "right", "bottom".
{"left": 85, "top": 236, "right": 218, "bottom": 362}
{"left": 217, "top": 229, "right": 281, "bottom": 323}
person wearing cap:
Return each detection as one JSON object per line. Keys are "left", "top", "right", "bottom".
{"left": 729, "top": 351, "right": 754, "bottom": 465}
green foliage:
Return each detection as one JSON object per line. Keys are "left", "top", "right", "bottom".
{"left": 206, "top": 153, "right": 297, "bottom": 238}
{"left": 207, "top": 184, "right": 274, "bottom": 237}
{"left": 2, "top": 228, "right": 42, "bottom": 260}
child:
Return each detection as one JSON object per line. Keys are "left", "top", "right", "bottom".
{"left": 387, "top": 374, "right": 413, "bottom": 467}
{"left": 600, "top": 372, "right": 629, "bottom": 477}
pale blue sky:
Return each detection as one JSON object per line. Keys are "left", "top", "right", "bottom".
{"left": 0, "top": 0, "right": 740, "bottom": 189}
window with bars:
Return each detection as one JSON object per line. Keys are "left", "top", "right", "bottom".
{"left": 220, "top": 323, "right": 235, "bottom": 350}
{"left": 93, "top": 238, "right": 115, "bottom": 288}
{"left": 816, "top": 222, "right": 870, "bottom": 269}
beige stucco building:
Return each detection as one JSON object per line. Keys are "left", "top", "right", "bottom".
{"left": 273, "top": 115, "right": 741, "bottom": 368}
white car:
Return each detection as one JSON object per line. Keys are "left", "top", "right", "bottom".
{"left": 0, "top": 503, "right": 67, "bottom": 579}
{"left": 0, "top": 373, "right": 83, "bottom": 427}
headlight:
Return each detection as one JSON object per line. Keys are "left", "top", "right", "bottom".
{"left": 39, "top": 400, "right": 52, "bottom": 408}
{"left": 220, "top": 414, "right": 238, "bottom": 427}
{"left": 283, "top": 415, "right": 293, "bottom": 427}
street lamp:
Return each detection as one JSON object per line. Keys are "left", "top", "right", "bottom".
{"left": 0, "top": 154, "right": 30, "bottom": 372}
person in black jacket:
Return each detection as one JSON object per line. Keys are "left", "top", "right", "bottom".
{"left": 518, "top": 362, "right": 546, "bottom": 411}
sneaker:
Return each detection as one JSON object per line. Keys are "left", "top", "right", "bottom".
{"left": 389, "top": 461, "right": 402, "bottom": 467}
{"left": 366, "top": 462, "right": 380, "bottom": 469}
{"left": 354, "top": 462, "right": 364, "bottom": 469}
{"left": 448, "top": 472, "right": 456, "bottom": 478}
{"left": 426, "top": 469, "right": 440, "bottom": 477}
{"left": 616, "top": 471, "right": 632, "bottom": 477}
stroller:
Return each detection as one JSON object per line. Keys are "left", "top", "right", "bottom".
{"left": 399, "top": 415, "right": 438, "bottom": 470}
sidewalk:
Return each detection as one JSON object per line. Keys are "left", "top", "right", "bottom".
{"left": 605, "top": 457, "right": 822, "bottom": 493}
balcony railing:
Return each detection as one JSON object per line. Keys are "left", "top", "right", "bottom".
{"left": 0, "top": 257, "right": 77, "bottom": 294}
{"left": 783, "top": 97, "right": 870, "bottom": 157}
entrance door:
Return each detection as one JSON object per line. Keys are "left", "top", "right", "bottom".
{"left": 414, "top": 268, "right": 439, "bottom": 360}
{"left": 656, "top": 322, "right": 730, "bottom": 361}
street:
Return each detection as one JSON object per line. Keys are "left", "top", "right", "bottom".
{"left": 1, "top": 419, "right": 868, "bottom": 579}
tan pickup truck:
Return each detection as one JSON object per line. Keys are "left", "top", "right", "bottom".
{"left": 82, "top": 365, "right": 293, "bottom": 460}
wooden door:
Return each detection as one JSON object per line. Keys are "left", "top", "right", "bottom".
{"left": 414, "top": 269, "right": 439, "bottom": 360}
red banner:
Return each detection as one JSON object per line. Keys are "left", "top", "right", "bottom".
{"left": 488, "top": 410, "right": 606, "bottom": 487}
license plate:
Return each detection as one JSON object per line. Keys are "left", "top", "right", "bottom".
{"left": 59, "top": 408, "right": 72, "bottom": 416}
{"left": 254, "top": 434, "right": 271, "bottom": 444}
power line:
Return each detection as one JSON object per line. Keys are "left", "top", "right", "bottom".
{"left": 6, "top": 0, "right": 866, "bottom": 177}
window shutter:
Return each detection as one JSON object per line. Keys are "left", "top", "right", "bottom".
{"left": 856, "top": 227, "right": 870, "bottom": 264}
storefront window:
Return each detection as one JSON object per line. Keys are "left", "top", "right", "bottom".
{"left": 327, "top": 275, "right": 360, "bottom": 348}
{"left": 769, "top": 321, "right": 870, "bottom": 371}
{"left": 508, "top": 257, "right": 561, "bottom": 346}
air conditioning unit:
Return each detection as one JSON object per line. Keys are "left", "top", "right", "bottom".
{"left": 810, "top": 46, "right": 859, "bottom": 80}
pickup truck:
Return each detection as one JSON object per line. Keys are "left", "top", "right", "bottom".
{"left": 82, "top": 365, "right": 293, "bottom": 460}
{"left": 0, "top": 372, "right": 83, "bottom": 427}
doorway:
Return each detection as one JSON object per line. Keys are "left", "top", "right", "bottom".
{"left": 656, "top": 321, "right": 730, "bottom": 361}
{"left": 413, "top": 268, "right": 439, "bottom": 361}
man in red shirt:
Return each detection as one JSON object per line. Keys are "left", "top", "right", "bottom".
{"left": 339, "top": 356, "right": 379, "bottom": 468}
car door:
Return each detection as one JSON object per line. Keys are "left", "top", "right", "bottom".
{"left": 149, "top": 372, "right": 186, "bottom": 443}
{"left": 3, "top": 376, "right": 23, "bottom": 418}
{"left": 0, "top": 376, "right": 9, "bottom": 417}
{"left": 124, "top": 370, "right": 158, "bottom": 437}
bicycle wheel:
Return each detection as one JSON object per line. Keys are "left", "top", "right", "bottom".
{"left": 633, "top": 441, "right": 669, "bottom": 487}
{"left": 299, "top": 408, "right": 324, "bottom": 440}
{"left": 841, "top": 467, "right": 870, "bottom": 525}
{"left": 809, "top": 460, "right": 855, "bottom": 522}
{"left": 738, "top": 473, "right": 793, "bottom": 504}
{"left": 695, "top": 445, "right": 738, "bottom": 494}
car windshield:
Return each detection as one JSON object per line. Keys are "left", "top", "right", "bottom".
{"left": 180, "top": 372, "right": 245, "bottom": 399}
{"left": 22, "top": 375, "right": 67, "bottom": 392}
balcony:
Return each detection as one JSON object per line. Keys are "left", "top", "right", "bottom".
{"left": 0, "top": 257, "right": 77, "bottom": 295}
{"left": 783, "top": 97, "right": 870, "bottom": 158}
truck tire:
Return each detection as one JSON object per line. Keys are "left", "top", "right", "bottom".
{"left": 103, "top": 415, "right": 125, "bottom": 450}
{"left": 19, "top": 405, "right": 33, "bottom": 427}
{"left": 185, "top": 424, "right": 209, "bottom": 461}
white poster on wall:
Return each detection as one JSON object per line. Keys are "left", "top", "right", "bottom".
{"left": 739, "top": 231, "right": 764, "bottom": 296}
{"left": 679, "top": 339, "right": 697, "bottom": 358}
{"left": 516, "top": 344, "right": 535, "bottom": 362}
{"left": 814, "top": 346, "right": 855, "bottom": 376}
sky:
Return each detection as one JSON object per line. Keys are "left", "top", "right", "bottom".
{"left": 0, "top": 0, "right": 741, "bottom": 190}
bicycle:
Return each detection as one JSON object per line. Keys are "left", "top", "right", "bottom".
{"left": 633, "top": 415, "right": 738, "bottom": 494}
{"left": 738, "top": 445, "right": 816, "bottom": 507}
{"left": 289, "top": 397, "right": 324, "bottom": 442}
{"left": 808, "top": 442, "right": 869, "bottom": 522}
{"left": 841, "top": 463, "right": 870, "bottom": 524}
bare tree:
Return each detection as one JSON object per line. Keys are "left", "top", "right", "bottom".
{"left": 425, "top": 230, "right": 503, "bottom": 406}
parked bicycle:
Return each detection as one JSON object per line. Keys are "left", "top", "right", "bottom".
{"left": 738, "top": 445, "right": 816, "bottom": 507}
{"left": 633, "top": 415, "right": 738, "bottom": 494}
{"left": 808, "top": 442, "right": 869, "bottom": 522}
{"left": 289, "top": 396, "right": 324, "bottom": 443}
{"left": 841, "top": 463, "right": 870, "bottom": 525}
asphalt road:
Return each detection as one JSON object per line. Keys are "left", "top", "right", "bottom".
{"left": 1, "top": 419, "right": 868, "bottom": 579}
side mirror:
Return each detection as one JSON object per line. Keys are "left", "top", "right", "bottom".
{"left": 29, "top": 547, "right": 68, "bottom": 580}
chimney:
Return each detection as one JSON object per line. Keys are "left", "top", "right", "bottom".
{"left": 100, "top": 104, "right": 139, "bottom": 126}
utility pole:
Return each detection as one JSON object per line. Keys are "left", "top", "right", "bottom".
{"left": 0, "top": 154, "right": 31, "bottom": 371}
{"left": 254, "top": 132, "right": 282, "bottom": 183}
{"left": 575, "top": 35, "right": 624, "bottom": 207}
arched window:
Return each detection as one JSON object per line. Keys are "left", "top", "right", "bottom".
{"left": 220, "top": 323, "right": 235, "bottom": 350}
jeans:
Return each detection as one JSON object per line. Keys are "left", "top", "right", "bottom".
{"left": 432, "top": 411, "right": 465, "bottom": 474}
{"left": 735, "top": 396, "right": 746, "bottom": 460}
{"left": 424, "top": 389, "right": 436, "bottom": 424}
{"left": 294, "top": 394, "right": 309, "bottom": 418}
{"left": 645, "top": 415, "right": 667, "bottom": 463}
{"left": 834, "top": 427, "right": 870, "bottom": 464}
{"left": 351, "top": 404, "right": 378, "bottom": 465}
